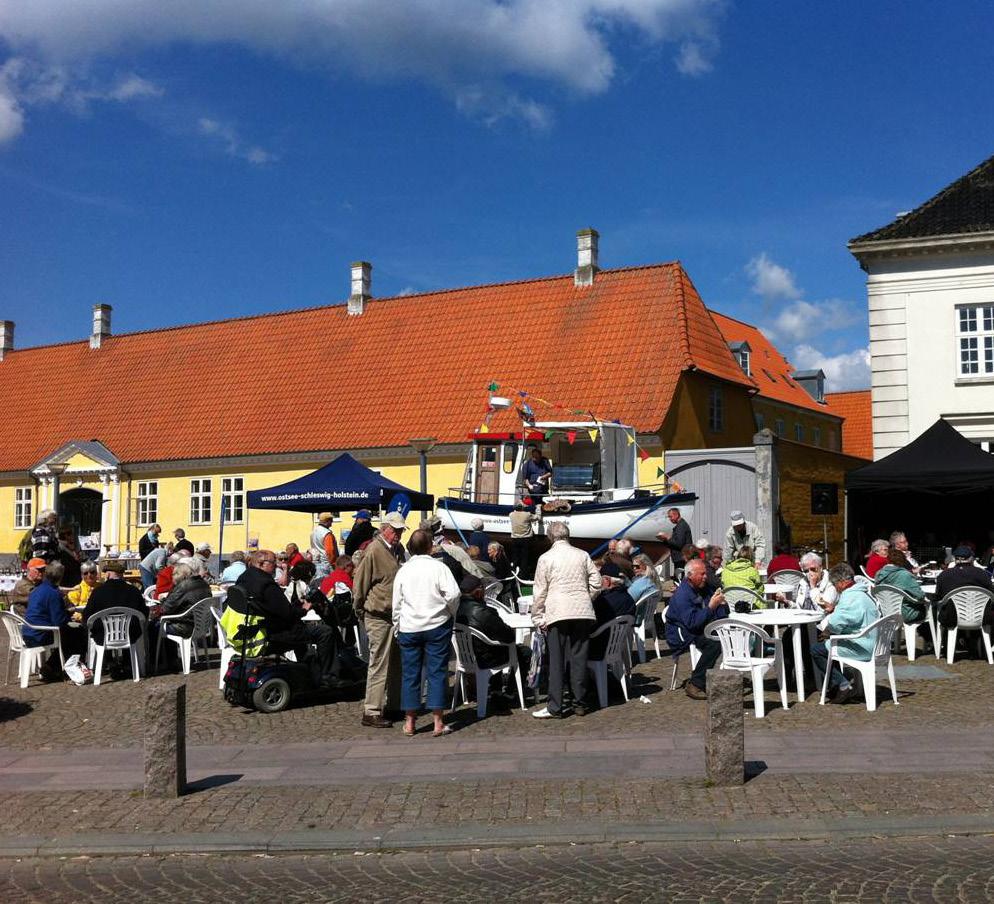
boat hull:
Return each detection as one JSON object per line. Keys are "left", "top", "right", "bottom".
{"left": 436, "top": 493, "right": 697, "bottom": 547}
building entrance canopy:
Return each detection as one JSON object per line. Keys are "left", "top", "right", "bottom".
{"left": 247, "top": 452, "right": 433, "bottom": 514}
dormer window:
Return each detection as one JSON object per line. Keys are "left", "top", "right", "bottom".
{"left": 728, "top": 340, "right": 751, "bottom": 376}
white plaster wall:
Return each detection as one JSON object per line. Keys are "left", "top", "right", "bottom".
{"left": 865, "top": 250, "right": 994, "bottom": 459}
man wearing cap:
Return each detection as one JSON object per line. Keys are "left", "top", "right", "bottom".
{"left": 10, "top": 557, "right": 47, "bottom": 618}
{"left": 345, "top": 510, "right": 376, "bottom": 557}
{"left": 723, "top": 511, "right": 767, "bottom": 569}
{"left": 310, "top": 513, "right": 340, "bottom": 581}
{"left": 589, "top": 566, "right": 636, "bottom": 661}
{"left": 84, "top": 560, "right": 147, "bottom": 653}
{"left": 353, "top": 511, "right": 408, "bottom": 728}
{"left": 936, "top": 546, "right": 994, "bottom": 656}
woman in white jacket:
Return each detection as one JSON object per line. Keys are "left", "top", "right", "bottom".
{"left": 530, "top": 522, "right": 600, "bottom": 719}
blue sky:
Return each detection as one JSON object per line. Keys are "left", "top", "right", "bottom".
{"left": 1, "top": 0, "right": 993, "bottom": 390}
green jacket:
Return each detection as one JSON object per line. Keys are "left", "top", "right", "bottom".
{"left": 721, "top": 558, "right": 765, "bottom": 604}
{"left": 874, "top": 564, "right": 926, "bottom": 623}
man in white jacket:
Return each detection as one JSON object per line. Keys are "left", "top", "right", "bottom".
{"left": 530, "top": 522, "right": 600, "bottom": 718}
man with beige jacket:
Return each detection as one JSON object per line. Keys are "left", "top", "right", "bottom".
{"left": 353, "top": 511, "right": 407, "bottom": 729}
{"left": 530, "top": 522, "right": 600, "bottom": 718}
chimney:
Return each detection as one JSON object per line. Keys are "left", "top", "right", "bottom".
{"left": 0, "top": 321, "right": 13, "bottom": 361}
{"left": 90, "top": 303, "right": 112, "bottom": 349}
{"left": 574, "top": 228, "right": 599, "bottom": 287}
{"left": 348, "top": 261, "right": 372, "bottom": 315}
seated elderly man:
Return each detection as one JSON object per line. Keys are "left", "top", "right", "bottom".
{"left": 810, "top": 563, "right": 878, "bottom": 704}
{"left": 590, "top": 565, "right": 636, "bottom": 661}
{"left": 664, "top": 558, "right": 729, "bottom": 699}
{"left": 604, "top": 538, "right": 636, "bottom": 582}
{"left": 936, "top": 545, "right": 994, "bottom": 657}
{"left": 889, "top": 532, "right": 920, "bottom": 573}
{"left": 467, "top": 519, "right": 491, "bottom": 562}
{"left": 10, "top": 556, "right": 47, "bottom": 618}
{"left": 23, "top": 561, "right": 82, "bottom": 678}
{"left": 84, "top": 560, "right": 148, "bottom": 650}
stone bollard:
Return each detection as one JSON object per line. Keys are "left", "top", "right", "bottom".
{"left": 144, "top": 682, "right": 187, "bottom": 798}
{"left": 704, "top": 668, "right": 744, "bottom": 786}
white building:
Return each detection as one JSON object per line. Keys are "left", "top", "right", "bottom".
{"left": 849, "top": 153, "right": 994, "bottom": 460}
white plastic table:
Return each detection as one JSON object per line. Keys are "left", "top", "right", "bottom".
{"left": 733, "top": 608, "right": 823, "bottom": 702}
{"left": 497, "top": 609, "right": 533, "bottom": 644}
{"left": 0, "top": 575, "right": 18, "bottom": 594}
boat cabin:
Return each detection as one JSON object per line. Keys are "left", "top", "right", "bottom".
{"left": 462, "top": 422, "right": 641, "bottom": 506}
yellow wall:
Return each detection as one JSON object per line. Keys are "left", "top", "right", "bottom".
{"left": 661, "top": 373, "right": 756, "bottom": 450}
{"left": 753, "top": 400, "right": 841, "bottom": 451}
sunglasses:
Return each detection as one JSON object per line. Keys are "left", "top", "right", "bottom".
{"left": 803, "top": 566, "right": 820, "bottom": 572}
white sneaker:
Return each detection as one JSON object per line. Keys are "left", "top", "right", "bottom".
{"left": 532, "top": 706, "right": 558, "bottom": 719}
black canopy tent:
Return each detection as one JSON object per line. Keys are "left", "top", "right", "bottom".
{"left": 246, "top": 453, "right": 433, "bottom": 514}
{"left": 845, "top": 419, "right": 994, "bottom": 560}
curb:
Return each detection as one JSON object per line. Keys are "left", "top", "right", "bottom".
{"left": 3, "top": 812, "right": 994, "bottom": 859}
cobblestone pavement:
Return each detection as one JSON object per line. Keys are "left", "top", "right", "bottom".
{"left": 3, "top": 770, "right": 994, "bottom": 839}
{"left": 1, "top": 635, "right": 990, "bottom": 749}
{"left": 7, "top": 836, "right": 994, "bottom": 902}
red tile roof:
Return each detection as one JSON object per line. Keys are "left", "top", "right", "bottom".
{"left": 0, "top": 264, "right": 754, "bottom": 470}
{"left": 709, "top": 311, "right": 830, "bottom": 413}
{"left": 824, "top": 390, "right": 873, "bottom": 460}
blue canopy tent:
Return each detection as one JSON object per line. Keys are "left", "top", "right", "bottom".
{"left": 246, "top": 453, "right": 433, "bottom": 515}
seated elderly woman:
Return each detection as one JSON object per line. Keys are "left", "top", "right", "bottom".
{"left": 793, "top": 552, "right": 838, "bottom": 610}
{"left": 873, "top": 547, "right": 927, "bottom": 623}
{"left": 720, "top": 545, "right": 765, "bottom": 601}
{"left": 149, "top": 562, "right": 211, "bottom": 669}
{"left": 628, "top": 553, "right": 663, "bottom": 603}
{"left": 66, "top": 560, "right": 102, "bottom": 610}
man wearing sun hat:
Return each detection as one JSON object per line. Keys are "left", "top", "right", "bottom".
{"left": 345, "top": 509, "right": 376, "bottom": 556}
{"left": 353, "top": 510, "right": 408, "bottom": 728}
{"left": 723, "top": 510, "right": 767, "bottom": 569}
{"left": 310, "top": 512, "right": 340, "bottom": 580}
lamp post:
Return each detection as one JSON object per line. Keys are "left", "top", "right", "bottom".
{"left": 47, "top": 462, "right": 67, "bottom": 521}
{"left": 407, "top": 437, "right": 438, "bottom": 520}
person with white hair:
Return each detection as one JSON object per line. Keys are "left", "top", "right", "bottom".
{"left": 865, "top": 538, "right": 890, "bottom": 578}
{"left": 530, "top": 522, "right": 600, "bottom": 719}
{"left": 194, "top": 543, "right": 215, "bottom": 581}
{"left": 154, "top": 551, "right": 186, "bottom": 600}
{"left": 150, "top": 561, "right": 212, "bottom": 669}
{"left": 794, "top": 552, "right": 837, "bottom": 610}
{"left": 467, "top": 518, "right": 490, "bottom": 563}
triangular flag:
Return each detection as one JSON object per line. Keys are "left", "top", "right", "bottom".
{"left": 566, "top": 430, "right": 577, "bottom": 445}
{"left": 479, "top": 423, "right": 489, "bottom": 433}
{"left": 545, "top": 431, "right": 554, "bottom": 440}
{"left": 626, "top": 433, "right": 635, "bottom": 446}
{"left": 638, "top": 447, "right": 651, "bottom": 461}
{"left": 588, "top": 428, "right": 599, "bottom": 443}
{"left": 656, "top": 466, "right": 666, "bottom": 479}
{"left": 488, "top": 382, "right": 499, "bottom": 392}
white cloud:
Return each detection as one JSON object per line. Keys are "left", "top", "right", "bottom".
{"left": 107, "top": 74, "right": 162, "bottom": 101}
{"left": 746, "top": 252, "right": 801, "bottom": 302}
{"left": 765, "top": 298, "right": 863, "bottom": 345}
{"left": 0, "top": 1, "right": 726, "bottom": 137}
{"left": 455, "top": 85, "right": 552, "bottom": 131}
{"left": 198, "top": 117, "right": 276, "bottom": 165}
{"left": 0, "top": 86, "right": 24, "bottom": 144}
{"left": 791, "top": 344, "right": 870, "bottom": 392}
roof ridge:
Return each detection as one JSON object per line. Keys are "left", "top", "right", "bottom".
{"left": 851, "top": 150, "right": 994, "bottom": 244}
{"left": 671, "top": 265, "right": 695, "bottom": 369}
{"left": 4, "top": 262, "right": 682, "bottom": 353}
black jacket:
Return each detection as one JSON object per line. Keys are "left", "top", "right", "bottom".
{"left": 936, "top": 564, "right": 994, "bottom": 599}
{"left": 85, "top": 579, "right": 147, "bottom": 644}
{"left": 235, "top": 565, "right": 303, "bottom": 634}
{"left": 173, "top": 539, "right": 195, "bottom": 556}
{"left": 138, "top": 533, "right": 159, "bottom": 560}
{"left": 456, "top": 596, "right": 514, "bottom": 669}
{"left": 662, "top": 518, "right": 693, "bottom": 565}
{"left": 590, "top": 587, "right": 636, "bottom": 659}
{"left": 344, "top": 520, "right": 375, "bottom": 556}
{"left": 159, "top": 576, "right": 212, "bottom": 638}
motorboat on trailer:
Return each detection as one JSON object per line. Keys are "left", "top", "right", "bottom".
{"left": 436, "top": 420, "right": 696, "bottom": 552}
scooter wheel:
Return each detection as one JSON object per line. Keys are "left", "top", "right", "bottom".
{"left": 253, "top": 677, "right": 291, "bottom": 713}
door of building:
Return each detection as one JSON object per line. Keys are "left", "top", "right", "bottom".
{"left": 59, "top": 488, "right": 103, "bottom": 540}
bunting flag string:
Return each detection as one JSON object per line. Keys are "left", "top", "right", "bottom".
{"left": 588, "top": 428, "right": 599, "bottom": 443}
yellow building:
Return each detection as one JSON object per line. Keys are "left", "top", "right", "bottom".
{"left": 0, "top": 231, "right": 859, "bottom": 558}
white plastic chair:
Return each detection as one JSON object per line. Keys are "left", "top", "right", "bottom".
{"left": 450, "top": 623, "right": 526, "bottom": 718}
{"left": 939, "top": 587, "right": 994, "bottom": 665}
{"left": 871, "top": 584, "right": 940, "bottom": 661}
{"left": 211, "top": 606, "right": 237, "bottom": 690}
{"left": 1, "top": 610, "right": 64, "bottom": 688}
{"left": 706, "top": 618, "right": 787, "bottom": 718}
{"left": 87, "top": 608, "right": 146, "bottom": 686}
{"left": 769, "top": 569, "right": 804, "bottom": 603}
{"left": 142, "top": 585, "right": 157, "bottom": 603}
{"left": 662, "top": 605, "right": 701, "bottom": 690}
{"left": 722, "top": 586, "right": 767, "bottom": 612}
{"left": 632, "top": 589, "right": 662, "bottom": 662}
{"left": 818, "top": 614, "right": 900, "bottom": 712}
{"left": 154, "top": 597, "right": 214, "bottom": 675}
{"left": 511, "top": 567, "right": 534, "bottom": 598}
{"left": 586, "top": 615, "right": 635, "bottom": 708}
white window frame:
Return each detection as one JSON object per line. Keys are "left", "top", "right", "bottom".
{"left": 136, "top": 480, "right": 158, "bottom": 527}
{"left": 708, "top": 387, "right": 724, "bottom": 433}
{"left": 190, "top": 478, "right": 213, "bottom": 525}
{"left": 221, "top": 476, "right": 245, "bottom": 524}
{"left": 14, "top": 486, "right": 32, "bottom": 529}
{"left": 956, "top": 303, "right": 994, "bottom": 378}
{"left": 794, "top": 423, "right": 804, "bottom": 442}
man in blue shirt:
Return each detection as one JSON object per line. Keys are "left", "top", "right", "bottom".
{"left": 664, "top": 558, "right": 728, "bottom": 699}
{"left": 23, "top": 561, "right": 82, "bottom": 678}
{"left": 220, "top": 550, "right": 247, "bottom": 584}
{"left": 522, "top": 446, "right": 553, "bottom": 502}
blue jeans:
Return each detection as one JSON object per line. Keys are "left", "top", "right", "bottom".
{"left": 810, "top": 639, "right": 851, "bottom": 693}
{"left": 397, "top": 619, "right": 453, "bottom": 712}
{"left": 140, "top": 566, "right": 155, "bottom": 589}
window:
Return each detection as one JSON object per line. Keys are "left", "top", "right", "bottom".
{"left": 957, "top": 304, "right": 994, "bottom": 377}
{"left": 14, "top": 487, "right": 32, "bottom": 529}
{"left": 221, "top": 477, "right": 245, "bottom": 523}
{"left": 812, "top": 426, "right": 822, "bottom": 447}
{"left": 736, "top": 348, "right": 750, "bottom": 375}
{"left": 502, "top": 443, "right": 519, "bottom": 475}
{"left": 708, "top": 387, "right": 724, "bottom": 432}
{"left": 794, "top": 423, "right": 804, "bottom": 442}
{"left": 136, "top": 481, "right": 158, "bottom": 526}
{"left": 190, "top": 478, "right": 212, "bottom": 524}
{"left": 755, "top": 413, "right": 765, "bottom": 431}
{"left": 775, "top": 418, "right": 785, "bottom": 437}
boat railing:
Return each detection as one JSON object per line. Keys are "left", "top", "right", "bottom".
{"left": 444, "top": 482, "right": 680, "bottom": 503}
